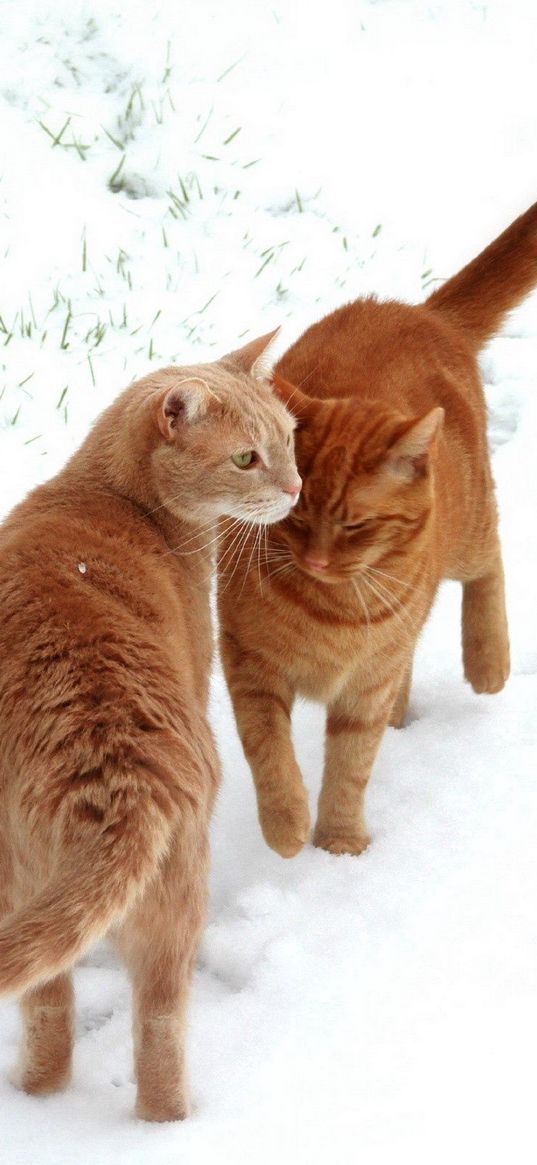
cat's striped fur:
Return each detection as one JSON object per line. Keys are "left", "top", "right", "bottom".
{"left": 219, "top": 203, "right": 537, "bottom": 858}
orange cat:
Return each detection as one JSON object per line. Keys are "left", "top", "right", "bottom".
{"left": 0, "top": 333, "right": 300, "bottom": 1120}
{"left": 219, "top": 203, "right": 537, "bottom": 859}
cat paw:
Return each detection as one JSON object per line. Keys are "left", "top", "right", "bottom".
{"left": 313, "top": 827, "right": 371, "bottom": 857}
{"left": 10, "top": 1062, "right": 71, "bottom": 1096}
{"left": 259, "top": 795, "right": 310, "bottom": 858}
{"left": 464, "top": 639, "right": 510, "bottom": 694}
{"left": 388, "top": 705, "right": 408, "bottom": 729}
{"left": 136, "top": 1095, "right": 189, "bottom": 1123}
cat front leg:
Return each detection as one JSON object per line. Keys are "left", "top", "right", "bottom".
{"left": 462, "top": 543, "right": 510, "bottom": 694}
{"left": 314, "top": 674, "right": 399, "bottom": 856}
{"left": 239, "top": 688, "right": 310, "bottom": 858}
{"left": 388, "top": 658, "right": 413, "bottom": 727}
{"left": 221, "top": 638, "right": 309, "bottom": 856}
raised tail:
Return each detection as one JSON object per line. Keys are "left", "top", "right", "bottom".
{"left": 0, "top": 768, "right": 179, "bottom": 998}
{"left": 426, "top": 200, "right": 537, "bottom": 347}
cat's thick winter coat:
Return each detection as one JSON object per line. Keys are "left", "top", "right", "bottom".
{"left": 0, "top": 334, "right": 299, "bottom": 1120}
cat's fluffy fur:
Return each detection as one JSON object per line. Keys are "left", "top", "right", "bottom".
{"left": 0, "top": 333, "right": 300, "bottom": 1120}
{"left": 219, "top": 202, "right": 537, "bottom": 859}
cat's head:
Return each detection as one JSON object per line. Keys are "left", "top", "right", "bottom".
{"left": 271, "top": 372, "right": 443, "bottom": 584}
{"left": 151, "top": 333, "right": 301, "bottom": 524}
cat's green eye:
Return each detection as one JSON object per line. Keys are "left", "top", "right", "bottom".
{"left": 231, "top": 450, "right": 257, "bottom": 469}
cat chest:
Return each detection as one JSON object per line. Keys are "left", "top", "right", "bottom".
{"left": 261, "top": 597, "right": 374, "bottom": 702}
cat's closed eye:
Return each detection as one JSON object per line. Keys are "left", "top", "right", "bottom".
{"left": 341, "top": 520, "right": 371, "bottom": 532}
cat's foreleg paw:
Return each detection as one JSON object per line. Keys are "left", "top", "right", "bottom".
{"left": 312, "top": 825, "right": 371, "bottom": 857}
{"left": 464, "top": 636, "right": 510, "bottom": 694}
{"left": 258, "top": 791, "right": 310, "bottom": 858}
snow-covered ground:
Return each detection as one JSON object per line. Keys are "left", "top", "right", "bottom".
{"left": 1, "top": 2, "right": 537, "bottom": 1161}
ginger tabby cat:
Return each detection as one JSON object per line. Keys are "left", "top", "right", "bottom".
{"left": 0, "top": 332, "right": 300, "bottom": 1121}
{"left": 219, "top": 203, "right": 537, "bottom": 859}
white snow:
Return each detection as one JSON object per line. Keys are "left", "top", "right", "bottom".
{"left": 1, "top": 1, "right": 537, "bottom": 1161}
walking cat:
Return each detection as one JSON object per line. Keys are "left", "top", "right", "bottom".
{"left": 219, "top": 203, "right": 537, "bottom": 858}
{"left": 0, "top": 332, "right": 300, "bottom": 1120}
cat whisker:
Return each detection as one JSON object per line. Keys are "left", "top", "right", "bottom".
{"left": 257, "top": 547, "right": 293, "bottom": 563}
{"left": 163, "top": 516, "right": 234, "bottom": 556}
{"left": 239, "top": 521, "right": 264, "bottom": 598}
{"left": 265, "top": 553, "right": 294, "bottom": 572}
{"left": 163, "top": 519, "right": 219, "bottom": 553}
{"left": 170, "top": 514, "right": 255, "bottom": 559}
{"left": 217, "top": 522, "right": 250, "bottom": 578}
{"left": 258, "top": 558, "right": 293, "bottom": 570}
{"left": 144, "top": 491, "right": 188, "bottom": 518}
{"left": 218, "top": 519, "right": 251, "bottom": 574}
{"left": 297, "top": 364, "right": 320, "bottom": 389}
{"left": 360, "top": 572, "right": 414, "bottom": 640}
{"left": 361, "top": 568, "right": 408, "bottom": 609}
{"left": 218, "top": 522, "right": 257, "bottom": 596}
{"left": 263, "top": 560, "right": 295, "bottom": 583}
{"left": 352, "top": 578, "right": 371, "bottom": 642}
{"left": 362, "top": 569, "right": 416, "bottom": 618}
{"left": 231, "top": 522, "right": 259, "bottom": 591}
{"left": 366, "top": 564, "right": 428, "bottom": 596}
{"left": 264, "top": 524, "right": 268, "bottom": 571}
{"left": 255, "top": 523, "right": 265, "bottom": 597}
{"left": 365, "top": 565, "right": 411, "bottom": 589}
{"left": 261, "top": 524, "right": 273, "bottom": 594}
{"left": 163, "top": 518, "right": 243, "bottom": 559}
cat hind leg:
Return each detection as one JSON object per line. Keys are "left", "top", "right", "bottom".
{"left": 12, "top": 972, "right": 74, "bottom": 1095}
{"left": 0, "top": 841, "right": 72, "bottom": 1098}
{"left": 115, "top": 815, "right": 210, "bottom": 1122}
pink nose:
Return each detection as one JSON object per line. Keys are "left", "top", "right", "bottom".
{"left": 284, "top": 479, "right": 302, "bottom": 503}
{"left": 304, "top": 557, "right": 329, "bottom": 572}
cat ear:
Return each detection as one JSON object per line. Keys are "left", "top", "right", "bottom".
{"left": 382, "top": 407, "right": 444, "bottom": 481}
{"left": 157, "top": 381, "right": 209, "bottom": 441}
{"left": 271, "top": 372, "right": 317, "bottom": 422}
{"left": 224, "top": 328, "right": 281, "bottom": 380}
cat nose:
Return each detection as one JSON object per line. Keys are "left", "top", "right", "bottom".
{"left": 284, "top": 479, "right": 302, "bottom": 504}
{"left": 304, "top": 556, "right": 329, "bottom": 572}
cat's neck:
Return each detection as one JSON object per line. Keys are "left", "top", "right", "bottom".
{"left": 46, "top": 382, "right": 216, "bottom": 560}
{"left": 62, "top": 381, "right": 166, "bottom": 512}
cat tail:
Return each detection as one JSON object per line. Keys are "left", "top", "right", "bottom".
{"left": 0, "top": 764, "right": 185, "bottom": 998}
{"left": 426, "top": 200, "right": 537, "bottom": 347}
